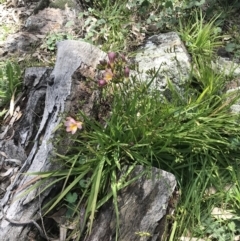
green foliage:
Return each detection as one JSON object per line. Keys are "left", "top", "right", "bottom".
{"left": 42, "top": 32, "right": 74, "bottom": 51}
{"left": 78, "top": 2, "right": 130, "bottom": 51}
{"left": 78, "top": 0, "right": 209, "bottom": 51}
{"left": 170, "top": 159, "right": 240, "bottom": 240}
{"left": 49, "top": 0, "right": 76, "bottom": 9}
{"left": 0, "top": 24, "right": 15, "bottom": 41}
{"left": 0, "top": 61, "right": 22, "bottom": 107}
{"left": 15, "top": 1, "right": 240, "bottom": 240}
{"left": 201, "top": 217, "right": 239, "bottom": 241}
{"left": 179, "top": 10, "right": 223, "bottom": 62}
{"left": 126, "top": 0, "right": 206, "bottom": 31}
{"left": 65, "top": 192, "right": 78, "bottom": 204}
{"left": 190, "top": 61, "right": 227, "bottom": 103}
{"left": 77, "top": 0, "right": 237, "bottom": 55}
{"left": 27, "top": 52, "right": 240, "bottom": 240}
{"left": 224, "top": 32, "right": 240, "bottom": 61}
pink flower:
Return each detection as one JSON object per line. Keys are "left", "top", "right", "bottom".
{"left": 64, "top": 117, "right": 83, "bottom": 134}
{"left": 98, "top": 79, "right": 107, "bottom": 87}
{"left": 103, "top": 68, "right": 114, "bottom": 82}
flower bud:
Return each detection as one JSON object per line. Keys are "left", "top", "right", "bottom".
{"left": 98, "top": 79, "right": 107, "bottom": 87}
{"left": 124, "top": 66, "right": 130, "bottom": 78}
{"left": 108, "top": 52, "right": 117, "bottom": 63}
{"left": 120, "top": 53, "right": 127, "bottom": 62}
{"left": 99, "top": 59, "right": 107, "bottom": 66}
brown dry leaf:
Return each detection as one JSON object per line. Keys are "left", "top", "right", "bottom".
{"left": 12, "top": 105, "right": 22, "bottom": 122}
{"left": 64, "top": 218, "right": 78, "bottom": 230}
{"left": 36, "top": 34, "right": 46, "bottom": 39}
{"left": 28, "top": 33, "right": 39, "bottom": 41}
{"left": 129, "top": 24, "right": 145, "bottom": 48}
{"left": 48, "top": 207, "right": 67, "bottom": 224}
{"left": 9, "top": 90, "right": 15, "bottom": 116}
{"left": 16, "top": 110, "right": 22, "bottom": 121}
{"left": 4, "top": 91, "right": 22, "bottom": 121}
{"left": 32, "top": 52, "right": 53, "bottom": 64}
{"left": 9, "top": 106, "right": 21, "bottom": 125}
{"left": 211, "top": 207, "right": 234, "bottom": 220}
{"left": 205, "top": 186, "right": 217, "bottom": 195}
{"left": 131, "top": 24, "right": 145, "bottom": 41}
{"left": 59, "top": 226, "right": 67, "bottom": 241}
{"left": 223, "top": 36, "right": 232, "bottom": 41}
{"left": 5, "top": 158, "right": 22, "bottom": 166}
{"left": 18, "top": 57, "right": 26, "bottom": 62}
{"left": 0, "top": 168, "right": 14, "bottom": 177}
{"left": 10, "top": 167, "right": 19, "bottom": 183}
{"left": 0, "top": 151, "right": 8, "bottom": 158}
{"left": 32, "top": 52, "right": 41, "bottom": 58}
{"left": 41, "top": 55, "right": 53, "bottom": 64}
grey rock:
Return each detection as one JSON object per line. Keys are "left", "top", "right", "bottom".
{"left": 0, "top": 40, "right": 106, "bottom": 241}
{"left": 85, "top": 166, "right": 176, "bottom": 241}
{"left": 213, "top": 56, "right": 240, "bottom": 77}
{"left": 224, "top": 78, "right": 240, "bottom": 113}
{"left": 135, "top": 32, "right": 191, "bottom": 91}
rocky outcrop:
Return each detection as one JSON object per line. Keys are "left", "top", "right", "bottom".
{"left": 0, "top": 40, "right": 106, "bottom": 240}
{"left": 0, "top": 29, "right": 240, "bottom": 240}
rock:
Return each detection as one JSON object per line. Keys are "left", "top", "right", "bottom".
{"left": 135, "top": 32, "right": 191, "bottom": 92}
{"left": 0, "top": 40, "right": 177, "bottom": 240}
{"left": 0, "top": 40, "right": 106, "bottom": 241}
{"left": 0, "top": 5, "right": 83, "bottom": 57}
{"left": 224, "top": 77, "right": 240, "bottom": 113}
{"left": 84, "top": 166, "right": 176, "bottom": 241}
{"left": 25, "top": 8, "right": 65, "bottom": 33}
{"left": 33, "top": 0, "right": 50, "bottom": 14}
{"left": 212, "top": 56, "right": 240, "bottom": 77}
{"left": 0, "top": 32, "right": 40, "bottom": 54}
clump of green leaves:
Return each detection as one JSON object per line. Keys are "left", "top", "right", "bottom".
{"left": 224, "top": 27, "right": 240, "bottom": 61}
{"left": 0, "top": 61, "right": 22, "bottom": 108}
{"left": 42, "top": 32, "right": 74, "bottom": 51}
{"left": 0, "top": 24, "right": 16, "bottom": 41}
{"left": 77, "top": 0, "right": 210, "bottom": 52}
{"left": 78, "top": 4, "right": 130, "bottom": 51}
{"left": 179, "top": 10, "right": 223, "bottom": 62}
{"left": 201, "top": 217, "right": 239, "bottom": 241}
{"left": 127, "top": 0, "right": 206, "bottom": 32}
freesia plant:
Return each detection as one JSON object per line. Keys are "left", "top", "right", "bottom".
{"left": 97, "top": 52, "right": 130, "bottom": 87}
{"left": 23, "top": 48, "right": 240, "bottom": 241}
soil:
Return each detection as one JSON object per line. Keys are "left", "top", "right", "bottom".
{"left": 0, "top": 0, "right": 84, "bottom": 64}
{"left": 1, "top": 1, "right": 240, "bottom": 65}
